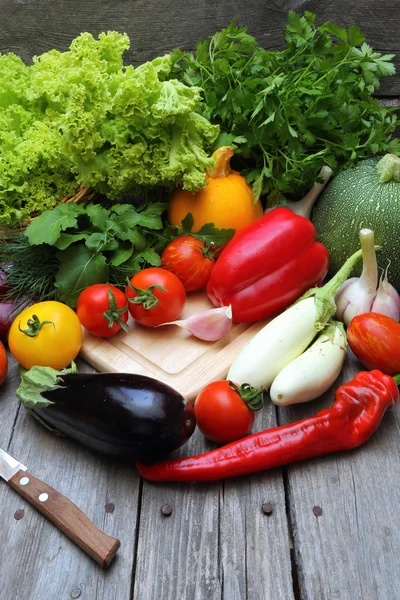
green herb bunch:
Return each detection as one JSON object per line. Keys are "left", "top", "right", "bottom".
{"left": 171, "top": 11, "right": 400, "bottom": 204}
{"left": 4, "top": 201, "right": 233, "bottom": 308}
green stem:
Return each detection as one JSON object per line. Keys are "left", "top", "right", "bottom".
{"left": 312, "top": 49, "right": 352, "bottom": 87}
{"left": 228, "top": 381, "right": 265, "bottom": 411}
{"left": 201, "top": 244, "right": 215, "bottom": 259}
{"left": 392, "top": 374, "right": 400, "bottom": 386}
{"left": 300, "top": 244, "right": 380, "bottom": 331}
{"left": 359, "top": 229, "right": 378, "bottom": 294}
{"left": 103, "top": 289, "right": 129, "bottom": 333}
{"left": 126, "top": 280, "right": 167, "bottom": 310}
{"left": 283, "top": 58, "right": 316, "bottom": 92}
{"left": 377, "top": 154, "right": 400, "bottom": 183}
{"left": 18, "top": 314, "right": 55, "bottom": 338}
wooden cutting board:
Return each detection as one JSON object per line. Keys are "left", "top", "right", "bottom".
{"left": 79, "top": 292, "right": 267, "bottom": 401}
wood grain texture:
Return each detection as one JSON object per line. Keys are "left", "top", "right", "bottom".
{"left": 220, "top": 405, "right": 294, "bottom": 600}
{"left": 80, "top": 292, "right": 268, "bottom": 402}
{"left": 0, "top": 356, "right": 139, "bottom": 600}
{"left": 133, "top": 429, "right": 223, "bottom": 600}
{"left": 278, "top": 351, "right": 400, "bottom": 600}
{"left": 0, "top": 0, "right": 398, "bottom": 95}
{"left": 8, "top": 469, "right": 120, "bottom": 567}
{"left": 133, "top": 403, "right": 294, "bottom": 600}
{"left": 0, "top": 352, "right": 21, "bottom": 449}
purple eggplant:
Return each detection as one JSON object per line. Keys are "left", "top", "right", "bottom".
{"left": 20, "top": 372, "right": 196, "bottom": 461}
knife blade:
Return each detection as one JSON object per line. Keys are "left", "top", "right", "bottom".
{"left": 0, "top": 448, "right": 27, "bottom": 480}
{"left": 0, "top": 447, "right": 120, "bottom": 568}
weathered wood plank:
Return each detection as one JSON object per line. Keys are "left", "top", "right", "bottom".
{"left": 0, "top": 351, "right": 21, "bottom": 449}
{"left": 134, "top": 403, "right": 294, "bottom": 599}
{"left": 0, "top": 0, "right": 398, "bottom": 95}
{"left": 0, "top": 356, "right": 139, "bottom": 600}
{"left": 133, "top": 429, "right": 222, "bottom": 600}
{"left": 279, "top": 352, "right": 400, "bottom": 600}
{"left": 220, "top": 406, "right": 294, "bottom": 600}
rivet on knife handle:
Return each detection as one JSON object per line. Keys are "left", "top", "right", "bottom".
{"left": 8, "top": 470, "right": 120, "bottom": 568}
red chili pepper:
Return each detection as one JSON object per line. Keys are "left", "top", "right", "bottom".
{"left": 137, "top": 370, "right": 398, "bottom": 482}
{"left": 206, "top": 207, "right": 329, "bottom": 323}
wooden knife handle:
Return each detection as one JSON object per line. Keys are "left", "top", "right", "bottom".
{"left": 8, "top": 470, "right": 120, "bottom": 568}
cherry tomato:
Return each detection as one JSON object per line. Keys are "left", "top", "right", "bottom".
{"left": 347, "top": 312, "right": 400, "bottom": 375}
{"left": 0, "top": 340, "right": 7, "bottom": 386}
{"left": 8, "top": 301, "right": 82, "bottom": 370}
{"left": 161, "top": 236, "right": 215, "bottom": 292}
{"left": 126, "top": 268, "right": 186, "bottom": 327}
{"left": 194, "top": 380, "right": 262, "bottom": 444}
{"left": 76, "top": 284, "right": 129, "bottom": 338}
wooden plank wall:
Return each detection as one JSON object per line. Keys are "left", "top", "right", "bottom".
{"left": 0, "top": 0, "right": 399, "bottom": 96}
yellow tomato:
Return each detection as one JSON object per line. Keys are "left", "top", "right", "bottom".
{"left": 8, "top": 301, "right": 82, "bottom": 370}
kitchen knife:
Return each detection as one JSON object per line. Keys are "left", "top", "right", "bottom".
{"left": 0, "top": 447, "right": 120, "bottom": 567}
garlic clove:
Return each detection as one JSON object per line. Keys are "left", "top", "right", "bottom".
{"left": 159, "top": 305, "right": 233, "bottom": 341}
{"left": 371, "top": 266, "right": 400, "bottom": 322}
{"left": 335, "top": 277, "right": 358, "bottom": 321}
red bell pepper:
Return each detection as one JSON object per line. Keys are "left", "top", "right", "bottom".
{"left": 206, "top": 207, "right": 329, "bottom": 323}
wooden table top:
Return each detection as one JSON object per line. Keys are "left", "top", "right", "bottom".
{"left": 0, "top": 0, "right": 399, "bottom": 598}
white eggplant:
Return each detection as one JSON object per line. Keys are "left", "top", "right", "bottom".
{"left": 228, "top": 297, "right": 318, "bottom": 389}
{"left": 227, "top": 245, "right": 364, "bottom": 391}
{"left": 270, "top": 322, "right": 347, "bottom": 406}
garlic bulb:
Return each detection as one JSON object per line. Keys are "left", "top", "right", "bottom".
{"left": 335, "top": 228, "right": 378, "bottom": 326}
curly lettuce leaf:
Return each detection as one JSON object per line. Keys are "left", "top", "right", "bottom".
{"left": 0, "top": 31, "right": 217, "bottom": 226}
{"left": 162, "top": 113, "right": 219, "bottom": 190}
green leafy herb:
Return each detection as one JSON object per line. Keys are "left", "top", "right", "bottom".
{"left": 14, "top": 199, "right": 234, "bottom": 306}
{"left": 55, "top": 244, "right": 109, "bottom": 306}
{"left": 0, "top": 230, "right": 59, "bottom": 302}
{"left": 26, "top": 203, "right": 86, "bottom": 246}
{"left": 179, "top": 213, "right": 235, "bottom": 247}
{"left": 171, "top": 12, "right": 399, "bottom": 202}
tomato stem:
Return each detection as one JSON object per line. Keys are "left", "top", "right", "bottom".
{"left": 103, "top": 289, "right": 129, "bottom": 333}
{"left": 392, "top": 374, "right": 400, "bottom": 386}
{"left": 228, "top": 381, "right": 265, "bottom": 411}
{"left": 126, "top": 280, "right": 167, "bottom": 310}
{"left": 18, "top": 314, "right": 55, "bottom": 338}
{"left": 200, "top": 242, "right": 216, "bottom": 260}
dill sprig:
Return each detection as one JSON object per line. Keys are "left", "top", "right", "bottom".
{"left": 0, "top": 229, "right": 58, "bottom": 302}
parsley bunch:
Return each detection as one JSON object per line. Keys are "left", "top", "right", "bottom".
{"left": 171, "top": 11, "right": 400, "bottom": 204}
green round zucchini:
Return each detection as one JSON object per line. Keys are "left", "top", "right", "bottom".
{"left": 312, "top": 154, "right": 400, "bottom": 289}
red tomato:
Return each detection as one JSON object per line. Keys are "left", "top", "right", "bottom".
{"left": 347, "top": 312, "right": 400, "bottom": 375}
{"left": 126, "top": 267, "right": 186, "bottom": 327}
{"left": 194, "top": 380, "right": 257, "bottom": 444}
{"left": 0, "top": 340, "right": 7, "bottom": 386}
{"left": 161, "top": 236, "right": 215, "bottom": 292}
{"left": 76, "top": 284, "right": 129, "bottom": 337}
